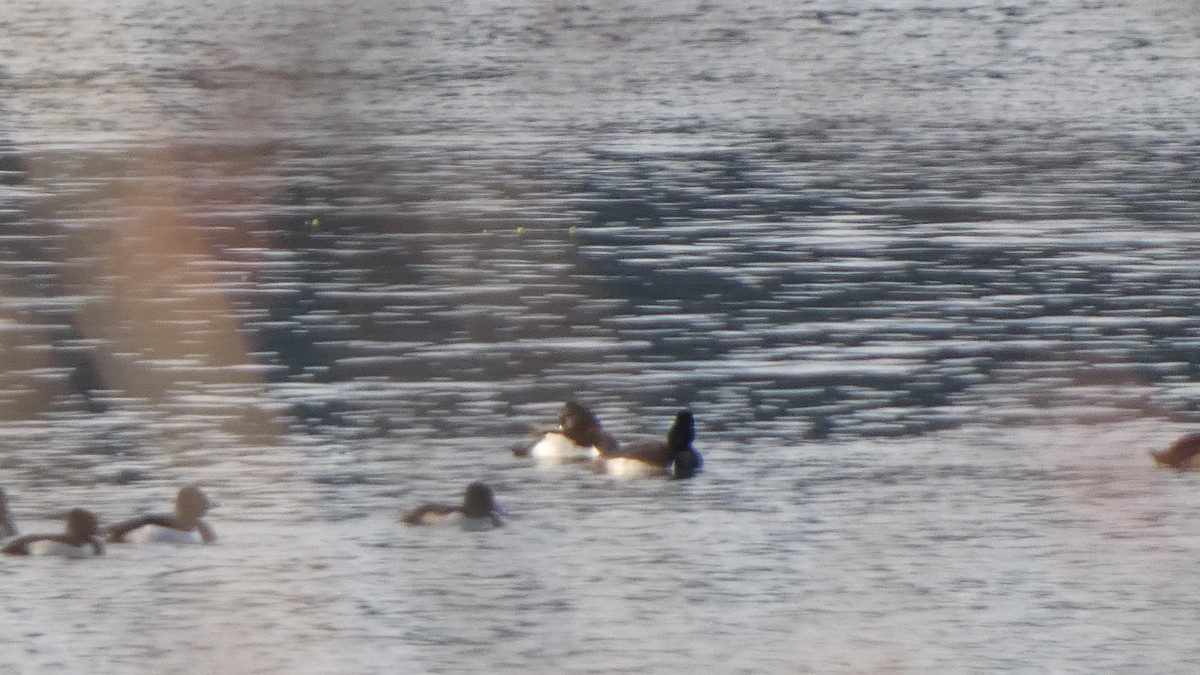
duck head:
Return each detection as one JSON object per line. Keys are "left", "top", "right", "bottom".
{"left": 175, "top": 486, "right": 212, "bottom": 526}
{"left": 461, "top": 482, "right": 497, "bottom": 518}
{"left": 64, "top": 508, "right": 99, "bottom": 545}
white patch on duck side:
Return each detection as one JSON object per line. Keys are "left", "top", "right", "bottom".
{"left": 602, "top": 457, "right": 669, "bottom": 478}
{"left": 27, "top": 540, "right": 97, "bottom": 558}
{"left": 407, "top": 511, "right": 499, "bottom": 530}
{"left": 529, "top": 432, "right": 592, "bottom": 462}
{"left": 124, "top": 525, "right": 202, "bottom": 545}
{"left": 407, "top": 510, "right": 454, "bottom": 526}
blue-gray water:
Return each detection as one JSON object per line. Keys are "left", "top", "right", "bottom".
{"left": 2, "top": 0, "right": 1200, "bottom": 673}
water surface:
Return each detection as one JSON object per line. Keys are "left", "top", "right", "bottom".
{"left": 2, "top": 0, "right": 1200, "bottom": 673}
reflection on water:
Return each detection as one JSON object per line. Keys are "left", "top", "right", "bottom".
{"left": 3, "top": 0, "right": 1200, "bottom": 673}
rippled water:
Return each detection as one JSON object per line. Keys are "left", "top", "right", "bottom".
{"left": 3, "top": 0, "right": 1200, "bottom": 673}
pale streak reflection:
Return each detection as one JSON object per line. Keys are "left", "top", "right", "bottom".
{"left": 3, "top": 5, "right": 359, "bottom": 671}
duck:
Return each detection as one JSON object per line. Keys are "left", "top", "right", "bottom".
{"left": 513, "top": 400, "right": 618, "bottom": 462}
{"left": 401, "top": 482, "right": 503, "bottom": 530}
{"left": 107, "top": 485, "right": 216, "bottom": 544}
{"left": 0, "top": 488, "right": 16, "bottom": 538}
{"left": 594, "top": 410, "right": 703, "bottom": 479}
{"left": 2, "top": 507, "right": 105, "bottom": 557}
{"left": 1151, "top": 433, "right": 1200, "bottom": 470}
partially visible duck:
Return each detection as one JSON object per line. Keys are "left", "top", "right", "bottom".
{"left": 594, "top": 410, "right": 703, "bottom": 479}
{"left": 2, "top": 507, "right": 105, "bottom": 557}
{"left": 401, "top": 482, "right": 503, "bottom": 530}
{"left": 107, "top": 485, "right": 216, "bottom": 544}
{"left": 513, "top": 400, "right": 618, "bottom": 462}
{"left": 0, "top": 488, "right": 16, "bottom": 538}
{"left": 1151, "top": 433, "right": 1200, "bottom": 470}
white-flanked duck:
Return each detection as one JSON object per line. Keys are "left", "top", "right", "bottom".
{"left": 594, "top": 410, "right": 703, "bottom": 479}
{"left": 1151, "top": 433, "right": 1200, "bottom": 470}
{"left": 401, "top": 482, "right": 503, "bottom": 530}
{"left": 514, "top": 400, "right": 618, "bottom": 462}
{"left": 107, "top": 485, "right": 216, "bottom": 544}
{"left": 2, "top": 507, "right": 105, "bottom": 557}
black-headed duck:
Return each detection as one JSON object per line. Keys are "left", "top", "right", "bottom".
{"left": 401, "top": 482, "right": 503, "bottom": 531}
{"left": 594, "top": 410, "right": 703, "bottom": 479}
{"left": 2, "top": 507, "right": 105, "bottom": 557}
{"left": 107, "top": 485, "right": 216, "bottom": 544}
{"left": 514, "top": 400, "right": 619, "bottom": 462}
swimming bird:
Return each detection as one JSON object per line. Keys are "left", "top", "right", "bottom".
{"left": 107, "top": 485, "right": 216, "bottom": 544}
{"left": 0, "top": 488, "right": 16, "bottom": 538}
{"left": 1151, "top": 433, "right": 1200, "bottom": 470}
{"left": 2, "top": 507, "right": 105, "bottom": 557}
{"left": 513, "top": 400, "right": 618, "bottom": 462}
{"left": 401, "top": 482, "right": 503, "bottom": 530}
{"left": 594, "top": 410, "right": 703, "bottom": 479}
